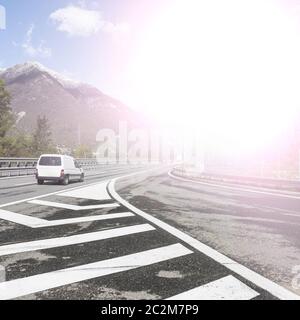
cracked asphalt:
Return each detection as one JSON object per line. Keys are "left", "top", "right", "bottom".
{"left": 116, "top": 169, "right": 300, "bottom": 296}
{"left": 0, "top": 166, "right": 298, "bottom": 299}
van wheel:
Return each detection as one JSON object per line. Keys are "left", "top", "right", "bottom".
{"left": 79, "top": 174, "right": 84, "bottom": 182}
{"left": 37, "top": 179, "right": 44, "bottom": 185}
{"left": 62, "top": 175, "right": 69, "bottom": 185}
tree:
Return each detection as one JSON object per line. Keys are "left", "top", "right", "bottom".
{"left": 0, "top": 133, "right": 33, "bottom": 157}
{"left": 0, "top": 81, "right": 57, "bottom": 157}
{"left": 0, "top": 80, "right": 16, "bottom": 156}
{"left": 73, "top": 144, "right": 93, "bottom": 158}
{"left": 31, "top": 115, "right": 56, "bottom": 156}
{"left": 0, "top": 79, "right": 14, "bottom": 139}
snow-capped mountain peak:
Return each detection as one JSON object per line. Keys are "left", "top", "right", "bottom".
{"left": 1, "top": 61, "right": 82, "bottom": 89}
{"left": 0, "top": 61, "right": 139, "bottom": 146}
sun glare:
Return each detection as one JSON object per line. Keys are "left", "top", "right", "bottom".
{"left": 131, "top": 0, "right": 300, "bottom": 151}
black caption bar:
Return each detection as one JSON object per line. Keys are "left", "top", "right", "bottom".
{"left": 0, "top": 300, "right": 292, "bottom": 319}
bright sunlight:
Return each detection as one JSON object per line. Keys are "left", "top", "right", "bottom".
{"left": 131, "top": 0, "right": 300, "bottom": 151}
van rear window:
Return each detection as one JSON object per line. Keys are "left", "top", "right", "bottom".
{"left": 39, "top": 157, "right": 61, "bottom": 166}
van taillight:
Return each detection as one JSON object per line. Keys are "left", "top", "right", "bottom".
{"left": 60, "top": 169, "right": 65, "bottom": 177}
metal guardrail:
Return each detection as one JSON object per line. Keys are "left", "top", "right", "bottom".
{"left": 172, "top": 166, "right": 300, "bottom": 191}
{"left": 0, "top": 158, "right": 101, "bottom": 177}
{"left": 0, "top": 158, "right": 37, "bottom": 167}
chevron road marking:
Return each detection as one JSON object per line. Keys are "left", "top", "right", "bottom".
{"left": 28, "top": 199, "right": 120, "bottom": 211}
{"left": 0, "top": 209, "right": 134, "bottom": 228}
{"left": 0, "top": 224, "right": 155, "bottom": 256}
{"left": 0, "top": 243, "right": 192, "bottom": 300}
{"left": 58, "top": 182, "right": 112, "bottom": 201}
{"left": 167, "top": 275, "right": 259, "bottom": 300}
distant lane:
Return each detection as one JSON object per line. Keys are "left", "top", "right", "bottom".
{"left": 0, "top": 165, "right": 150, "bottom": 206}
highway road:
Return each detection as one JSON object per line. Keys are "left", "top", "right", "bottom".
{"left": 0, "top": 164, "right": 147, "bottom": 205}
{"left": 0, "top": 165, "right": 299, "bottom": 300}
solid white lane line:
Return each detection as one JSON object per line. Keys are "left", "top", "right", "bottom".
{"left": 0, "top": 209, "right": 135, "bottom": 228}
{"left": 168, "top": 171, "right": 300, "bottom": 200}
{"left": 167, "top": 275, "right": 259, "bottom": 300}
{"left": 58, "top": 182, "right": 112, "bottom": 201}
{"left": 0, "top": 243, "right": 192, "bottom": 300}
{"left": 108, "top": 178, "right": 300, "bottom": 300}
{"left": 0, "top": 224, "right": 155, "bottom": 256}
{"left": 28, "top": 199, "right": 120, "bottom": 210}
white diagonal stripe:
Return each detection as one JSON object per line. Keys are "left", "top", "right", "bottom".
{"left": 34, "top": 212, "right": 135, "bottom": 228}
{"left": 58, "top": 182, "right": 111, "bottom": 201}
{"left": 28, "top": 199, "right": 120, "bottom": 210}
{"left": 0, "top": 224, "right": 155, "bottom": 256}
{"left": 0, "top": 243, "right": 193, "bottom": 300}
{"left": 0, "top": 209, "right": 43, "bottom": 228}
{"left": 0, "top": 209, "right": 134, "bottom": 228}
{"left": 167, "top": 275, "right": 259, "bottom": 300}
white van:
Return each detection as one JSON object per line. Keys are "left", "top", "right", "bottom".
{"left": 36, "top": 154, "right": 84, "bottom": 185}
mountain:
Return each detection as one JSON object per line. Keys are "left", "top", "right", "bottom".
{"left": 0, "top": 62, "right": 142, "bottom": 146}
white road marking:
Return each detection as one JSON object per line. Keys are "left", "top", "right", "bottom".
{"left": 0, "top": 209, "right": 44, "bottom": 227}
{"left": 261, "top": 206, "right": 300, "bottom": 218}
{"left": 167, "top": 275, "right": 259, "bottom": 300}
{"left": 0, "top": 181, "right": 111, "bottom": 209}
{"left": 0, "top": 175, "right": 34, "bottom": 181}
{"left": 0, "top": 167, "right": 160, "bottom": 210}
{"left": 14, "top": 182, "right": 35, "bottom": 187}
{"left": 0, "top": 209, "right": 134, "bottom": 228}
{"left": 0, "top": 243, "right": 192, "bottom": 300}
{"left": 168, "top": 171, "right": 300, "bottom": 200}
{"left": 28, "top": 199, "right": 120, "bottom": 211}
{"left": 0, "top": 224, "right": 155, "bottom": 256}
{"left": 40, "top": 212, "right": 135, "bottom": 227}
{"left": 108, "top": 178, "right": 300, "bottom": 300}
{"left": 0, "top": 265, "right": 5, "bottom": 282}
{"left": 58, "top": 182, "right": 111, "bottom": 201}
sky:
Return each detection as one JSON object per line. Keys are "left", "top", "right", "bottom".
{"left": 0, "top": 0, "right": 171, "bottom": 108}
{"left": 1, "top": 0, "right": 300, "bottom": 152}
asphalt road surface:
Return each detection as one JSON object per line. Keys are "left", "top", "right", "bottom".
{"left": 0, "top": 165, "right": 299, "bottom": 300}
